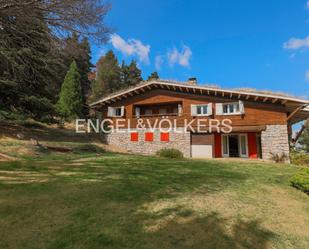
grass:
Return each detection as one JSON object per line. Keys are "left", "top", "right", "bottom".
{"left": 291, "top": 168, "right": 309, "bottom": 194}
{"left": 0, "top": 152, "right": 308, "bottom": 249}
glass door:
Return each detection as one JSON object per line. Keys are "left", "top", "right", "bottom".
{"left": 239, "top": 134, "right": 248, "bottom": 158}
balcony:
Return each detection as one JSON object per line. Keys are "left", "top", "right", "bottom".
{"left": 133, "top": 102, "right": 182, "bottom": 118}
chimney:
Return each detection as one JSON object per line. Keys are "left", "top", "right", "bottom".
{"left": 187, "top": 77, "right": 197, "bottom": 85}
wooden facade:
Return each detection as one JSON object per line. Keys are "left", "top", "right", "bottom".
{"left": 99, "top": 89, "right": 288, "bottom": 128}
{"left": 90, "top": 80, "right": 309, "bottom": 160}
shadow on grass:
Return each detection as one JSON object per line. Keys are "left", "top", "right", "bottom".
{"left": 147, "top": 212, "right": 276, "bottom": 249}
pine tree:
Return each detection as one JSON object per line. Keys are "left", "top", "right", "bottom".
{"left": 56, "top": 61, "right": 83, "bottom": 120}
{"left": 299, "top": 125, "right": 309, "bottom": 152}
{"left": 126, "top": 60, "right": 143, "bottom": 86}
{"left": 120, "top": 60, "right": 129, "bottom": 88}
{"left": 91, "top": 50, "right": 121, "bottom": 100}
{"left": 148, "top": 71, "right": 159, "bottom": 80}
{"left": 0, "top": 9, "right": 59, "bottom": 120}
{"left": 62, "top": 33, "right": 92, "bottom": 112}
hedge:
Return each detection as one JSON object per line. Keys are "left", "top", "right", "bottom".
{"left": 290, "top": 168, "right": 309, "bottom": 194}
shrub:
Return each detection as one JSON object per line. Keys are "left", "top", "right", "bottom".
{"left": 16, "top": 119, "right": 45, "bottom": 129}
{"left": 291, "top": 151, "right": 309, "bottom": 166}
{"left": 290, "top": 168, "right": 309, "bottom": 194}
{"left": 73, "top": 144, "right": 105, "bottom": 154}
{"left": 156, "top": 148, "right": 183, "bottom": 159}
{"left": 269, "top": 152, "right": 289, "bottom": 163}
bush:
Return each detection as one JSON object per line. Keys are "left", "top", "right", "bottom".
{"left": 156, "top": 148, "right": 183, "bottom": 159}
{"left": 16, "top": 119, "right": 45, "bottom": 129}
{"left": 73, "top": 144, "right": 105, "bottom": 154}
{"left": 291, "top": 151, "right": 309, "bottom": 166}
{"left": 269, "top": 152, "right": 289, "bottom": 163}
{"left": 290, "top": 168, "right": 309, "bottom": 194}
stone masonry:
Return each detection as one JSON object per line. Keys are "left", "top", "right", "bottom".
{"left": 105, "top": 128, "right": 191, "bottom": 157}
{"left": 261, "top": 125, "right": 290, "bottom": 162}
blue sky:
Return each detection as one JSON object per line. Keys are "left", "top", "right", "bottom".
{"left": 91, "top": 0, "right": 309, "bottom": 99}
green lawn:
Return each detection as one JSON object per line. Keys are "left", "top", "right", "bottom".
{"left": 0, "top": 153, "right": 308, "bottom": 249}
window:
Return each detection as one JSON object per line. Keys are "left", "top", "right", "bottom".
{"left": 115, "top": 107, "right": 122, "bottom": 117}
{"left": 191, "top": 103, "right": 212, "bottom": 116}
{"left": 197, "top": 105, "right": 208, "bottom": 115}
{"left": 239, "top": 134, "right": 248, "bottom": 157}
{"left": 107, "top": 106, "right": 124, "bottom": 117}
{"left": 159, "top": 108, "right": 167, "bottom": 115}
{"left": 160, "top": 132, "right": 169, "bottom": 142}
{"left": 145, "top": 109, "right": 152, "bottom": 116}
{"left": 130, "top": 132, "right": 138, "bottom": 142}
{"left": 145, "top": 132, "right": 153, "bottom": 142}
{"left": 222, "top": 135, "right": 229, "bottom": 157}
{"left": 216, "top": 101, "right": 244, "bottom": 115}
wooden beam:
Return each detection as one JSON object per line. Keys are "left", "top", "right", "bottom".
{"left": 292, "top": 118, "right": 309, "bottom": 144}
{"left": 263, "top": 97, "right": 268, "bottom": 102}
{"left": 287, "top": 104, "right": 309, "bottom": 122}
{"left": 272, "top": 98, "right": 278, "bottom": 104}
{"left": 193, "top": 88, "right": 196, "bottom": 93}
{"left": 134, "top": 90, "right": 140, "bottom": 94}
{"left": 238, "top": 94, "right": 241, "bottom": 99}
{"left": 146, "top": 85, "right": 152, "bottom": 90}
{"left": 222, "top": 92, "right": 225, "bottom": 97}
{"left": 200, "top": 89, "right": 203, "bottom": 94}
{"left": 179, "top": 86, "right": 183, "bottom": 92}
{"left": 214, "top": 91, "right": 217, "bottom": 96}
{"left": 254, "top": 96, "right": 259, "bottom": 101}
{"left": 281, "top": 100, "right": 287, "bottom": 104}
{"left": 246, "top": 95, "right": 250, "bottom": 100}
{"left": 186, "top": 87, "right": 190, "bottom": 93}
{"left": 207, "top": 90, "right": 210, "bottom": 95}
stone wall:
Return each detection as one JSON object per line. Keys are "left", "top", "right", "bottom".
{"left": 261, "top": 125, "right": 290, "bottom": 162}
{"left": 105, "top": 128, "right": 191, "bottom": 157}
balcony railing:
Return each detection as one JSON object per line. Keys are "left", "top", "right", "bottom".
{"left": 134, "top": 112, "right": 179, "bottom": 118}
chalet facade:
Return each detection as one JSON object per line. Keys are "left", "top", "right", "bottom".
{"left": 90, "top": 79, "right": 309, "bottom": 162}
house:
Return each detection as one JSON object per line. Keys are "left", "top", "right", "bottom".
{"left": 89, "top": 78, "right": 309, "bottom": 162}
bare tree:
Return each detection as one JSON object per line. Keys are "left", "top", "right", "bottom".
{"left": 0, "top": 0, "right": 111, "bottom": 42}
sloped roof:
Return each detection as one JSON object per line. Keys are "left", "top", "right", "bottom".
{"left": 90, "top": 79, "right": 309, "bottom": 107}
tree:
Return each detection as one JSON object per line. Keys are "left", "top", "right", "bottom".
{"left": 56, "top": 61, "right": 83, "bottom": 120}
{"left": 0, "top": 0, "right": 111, "bottom": 42}
{"left": 148, "top": 71, "right": 159, "bottom": 80}
{"left": 90, "top": 50, "right": 121, "bottom": 100}
{"left": 298, "top": 125, "right": 309, "bottom": 152}
{"left": 0, "top": 9, "right": 59, "bottom": 120}
{"left": 62, "top": 33, "right": 93, "bottom": 113}
{"left": 125, "top": 60, "right": 143, "bottom": 86}
{"left": 0, "top": 0, "right": 111, "bottom": 121}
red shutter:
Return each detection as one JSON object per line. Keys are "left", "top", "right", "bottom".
{"left": 214, "top": 133, "right": 222, "bottom": 158}
{"left": 160, "top": 132, "right": 169, "bottom": 142}
{"left": 130, "top": 132, "right": 138, "bottom": 142}
{"left": 145, "top": 132, "right": 154, "bottom": 142}
{"left": 248, "top": 133, "right": 258, "bottom": 158}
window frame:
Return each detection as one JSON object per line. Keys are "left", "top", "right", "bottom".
{"left": 193, "top": 104, "right": 212, "bottom": 116}
{"left": 145, "top": 132, "right": 154, "bottom": 142}
{"left": 160, "top": 132, "right": 169, "bottom": 142}
{"left": 222, "top": 102, "right": 241, "bottom": 115}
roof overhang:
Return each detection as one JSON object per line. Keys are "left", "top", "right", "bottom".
{"left": 89, "top": 80, "right": 309, "bottom": 124}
